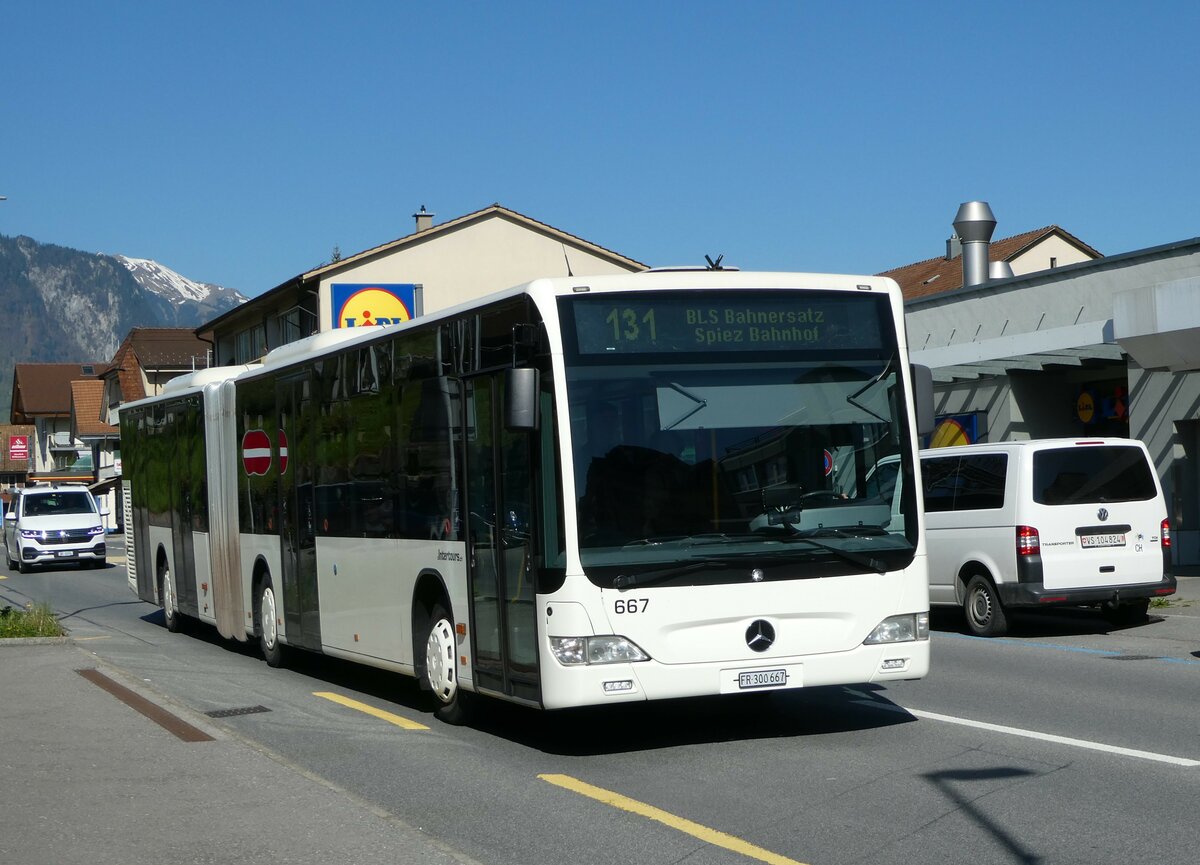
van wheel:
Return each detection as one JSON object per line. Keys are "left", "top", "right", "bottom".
{"left": 964, "top": 574, "right": 1008, "bottom": 637}
{"left": 1103, "top": 598, "right": 1150, "bottom": 627}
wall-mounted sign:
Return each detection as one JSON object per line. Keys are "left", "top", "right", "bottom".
{"left": 927, "top": 412, "right": 984, "bottom": 448}
{"left": 8, "top": 435, "right": 29, "bottom": 461}
{"left": 1076, "top": 391, "right": 1096, "bottom": 425}
{"left": 331, "top": 283, "right": 416, "bottom": 329}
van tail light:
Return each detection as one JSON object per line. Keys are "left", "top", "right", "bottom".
{"left": 1016, "top": 525, "right": 1040, "bottom": 556}
{"left": 1161, "top": 518, "right": 1171, "bottom": 548}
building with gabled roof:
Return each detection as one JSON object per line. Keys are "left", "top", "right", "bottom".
{"left": 883, "top": 225, "right": 1102, "bottom": 301}
{"left": 71, "top": 379, "right": 120, "bottom": 524}
{"left": 9, "top": 362, "right": 104, "bottom": 486}
{"left": 198, "top": 203, "right": 646, "bottom": 366}
{"left": 892, "top": 200, "right": 1200, "bottom": 567}
{"left": 99, "top": 327, "right": 211, "bottom": 425}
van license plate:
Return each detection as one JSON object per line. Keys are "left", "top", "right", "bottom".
{"left": 1081, "top": 533, "right": 1125, "bottom": 548}
{"left": 738, "top": 669, "right": 787, "bottom": 690}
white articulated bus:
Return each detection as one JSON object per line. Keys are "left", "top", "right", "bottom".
{"left": 120, "top": 271, "right": 934, "bottom": 723}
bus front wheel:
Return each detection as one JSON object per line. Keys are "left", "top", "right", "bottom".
{"left": 423, "top": 602, "right": 471, "bottom": 725}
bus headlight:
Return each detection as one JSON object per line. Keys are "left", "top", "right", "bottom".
{"left": 863, "top": 612, "right": 929, "bottom": 644}
{"left": 549, "top": 636, "right": 650, "bottom": 666}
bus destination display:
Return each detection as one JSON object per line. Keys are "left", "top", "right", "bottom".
{"left": 569, "top": 291, "right": 884, "bottom": 355}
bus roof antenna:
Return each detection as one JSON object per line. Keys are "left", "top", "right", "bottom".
{"left": 705, "top": 254, "right": 725, "bottom": 271}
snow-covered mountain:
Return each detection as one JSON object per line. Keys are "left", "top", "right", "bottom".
{"left": 115, "top": 255, "right": 248, "bottom": 312}
{"left": 0, "top": 233, "right": 251, "bottom": 419}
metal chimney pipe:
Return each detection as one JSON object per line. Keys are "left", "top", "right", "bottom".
{"left": 952, "top": 200, "right": 997, "bottom": 288}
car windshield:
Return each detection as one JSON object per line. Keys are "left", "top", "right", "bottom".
{"left": 560, "top": 289, "right": 919, "bottom": 585}
{"left": 23, "top": 492, "right": 95, "bottom": 517}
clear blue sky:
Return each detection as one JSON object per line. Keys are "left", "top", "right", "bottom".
{"left": 3, "top": 1, "right": 1198, "bottom": 297}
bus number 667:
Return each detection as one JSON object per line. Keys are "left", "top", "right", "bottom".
{"left": 614, "top": 599, "right": 649, "bottom": 614}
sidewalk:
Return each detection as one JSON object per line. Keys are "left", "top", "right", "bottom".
{"left": 1165, "top": 574, "right": 1200, "bottom": 615}
{"left": 0, "top": 640, "right": 478, "bottom": 865}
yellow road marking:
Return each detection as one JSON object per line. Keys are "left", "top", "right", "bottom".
{"left": 313, "top": 691, "right": 429, "bottom": 730}
{"left": 538, "top": 773, "right": 808, "bottom": 865}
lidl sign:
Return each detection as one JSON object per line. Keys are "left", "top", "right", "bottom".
{"left": 331, "top": 283, "right": 416, "bottom": 329}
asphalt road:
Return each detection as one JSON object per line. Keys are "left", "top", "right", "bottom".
{"left": 3, "top": 539, "right": 1199, "bottom": 865}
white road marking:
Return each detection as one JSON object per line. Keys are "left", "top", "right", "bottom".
{"left": 847, "top": 691, "right": 1200, "bottom": 767}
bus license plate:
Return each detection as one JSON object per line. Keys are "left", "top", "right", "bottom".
{"left": 1081, "top": 533, "right": 1125, "bottom": 548}
{"left": 738, "top": 669, "right": 787, "bottom": 690}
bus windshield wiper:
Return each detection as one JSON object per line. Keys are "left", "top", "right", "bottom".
{"left": 765, "top": 532, "right": 889, "bottom": 574}
{"left": 613, "top": 558, "right": 731, "bottom": 591}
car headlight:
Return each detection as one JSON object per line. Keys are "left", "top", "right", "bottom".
{"left": 88, "top": 526, "right": 105, "bottom": 536}
{"left": 20, "top": 529, "right": 43, "bottom": 540}
{"left": 863, "top": 612, "right": 930, "bottom": 644}
{"left": 549, "top": 635, "right": 650, "bottom": 666}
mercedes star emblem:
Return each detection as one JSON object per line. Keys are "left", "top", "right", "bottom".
{"left": 745, "top": 619, "right": 776, "bottom": 652}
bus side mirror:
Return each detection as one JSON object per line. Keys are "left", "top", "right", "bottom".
{"left": 911, "top": 363, "right": 935, "bottom": 437}
{"left": 504, "top": 367, "right": 540, "bottom": 432}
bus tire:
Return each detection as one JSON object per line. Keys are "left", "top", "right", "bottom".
{"left": 257, "top": 574, "right": 286, "bottom": 668}
{"left": 964, "top": 574, "right": 1007, "bottom": 637}
{"left": 160, "top": 557, "right": 182, "bottom": 633}
{"left": 423, "top": 602, "right": 471, "bottom": 725}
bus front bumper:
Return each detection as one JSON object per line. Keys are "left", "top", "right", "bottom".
{"left": 539, "top": 640, "right": 930, "bottom": 710}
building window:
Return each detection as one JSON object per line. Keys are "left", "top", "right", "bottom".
{"left": 277, "top": 305, "right": 318, "bottom": 346}
{"left": 235, "top": 323, "right": 267, "bottom": 364}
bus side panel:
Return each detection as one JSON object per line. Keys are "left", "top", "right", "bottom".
{"left": 210, "top": 380, "right": 246, "bottom": 640}
{"left": 241, "top": 534, "right": 283, "bottom": 644}
{"left": 192, "top": 531, "right": 216, "bottom": 626}
{"left": 147, "top": 525, "right": 175, "bottom": 604}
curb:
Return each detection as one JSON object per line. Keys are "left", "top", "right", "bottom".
{"left": 0, "top": 635, "right": 71, "bottom": 647}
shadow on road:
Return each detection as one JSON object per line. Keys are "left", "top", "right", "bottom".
{"left": 140, "top": 607, "right": 919, "bottom": 755}
{"left": 930, "top": 606, "right": 1169, "bottom": 639}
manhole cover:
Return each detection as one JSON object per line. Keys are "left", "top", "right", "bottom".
{"left": 1102, "top": 655, "right": 1161, "bottom": 661}
{"left": 205, "top": 705, "right": 272, "bottom": 718}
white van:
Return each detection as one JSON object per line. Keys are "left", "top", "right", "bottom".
{"left": 919, "top": 438, "right": 1175, "bottom": 636}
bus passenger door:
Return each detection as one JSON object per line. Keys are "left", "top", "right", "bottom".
{"left": 464, "top": 374, "right": 539, "bottom": 702}
{"left": 167, "top": 400, "right": 199, "bottom": 617}
{"left": 277, "top": 376, "right": 321, "bottom": 651}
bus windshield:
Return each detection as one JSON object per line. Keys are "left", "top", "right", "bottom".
{"left": 560, "top": 290, "right": 918, "bottom": 583}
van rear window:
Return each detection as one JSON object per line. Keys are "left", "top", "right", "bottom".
{"left": 1033, "top": 446, "right": 1157, "bottom": 505}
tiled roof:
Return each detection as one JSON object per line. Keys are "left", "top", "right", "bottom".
{"left": 71, "top": 380, "right": 117, "bottom": 437}
{"left": 880, "top": 226, "right": 1104, "bottom": 301}
{"left": 11, "top": 363, "right": 103, "bottom": 418}
{"left": 105, "top": 327, "right": 210, "bottom": 402}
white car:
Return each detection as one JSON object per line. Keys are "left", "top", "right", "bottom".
{"left": 3, "top": 486, "right": 108, "bottom": 572}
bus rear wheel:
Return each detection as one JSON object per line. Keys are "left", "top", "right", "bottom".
{"left": 257, "top": 575, "right": 286, "bottom": 668}
{"left": 424, "top": 602, "right": 471, "bottom": 725}
{"left": 160, "top": 558, "right": 182, "bottom": 633}
{"left": 964, "top": 574, "right": 1007, "bottom": 637}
